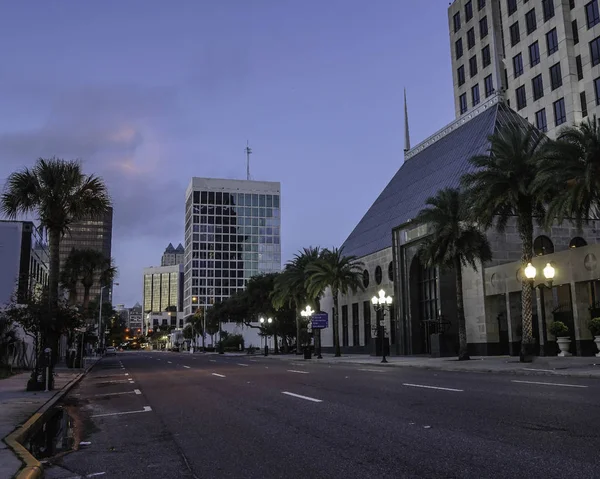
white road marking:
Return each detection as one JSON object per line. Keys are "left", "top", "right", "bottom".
{"left": 212, "top": 373, "right": 226, "bottom": 378}
{"left": 183, "top": 365, "right": 191, "bottom": 369}
{"left": 237, "top": 363, "right": 249, "bottom": 367}
{"left": 91, "top": 390, "right": 138, "bottom": 397}
{"left": 209, "top": 360, "right": 217, "bottom": 363}
{"left": 124, "top": 373, "right": 129, "bottom": 376}
{"left": 91, "top": 406, "right": 152, "bottom": 418}
{"left": 167, "top": 361, "right": 172, "bottom": 364}
{"left": 281, "top": 391, "right": 323, "bottom": 403}
{"left": 88, "top": 473, "right": 106, "bottom": 477}
{"left": 98, "top": 380, "right": 130, "bottom": 384}
{"left": 402, "top": 383, "right": 463, "bottom": 392}
{"left": 134, "top": 389, "right": 141, "bottom": 395}
{"left": 522, "top": 368, "right": 555, "bottom": 372}
{"left": 249, "top": 359, "right": 258, "bottom": 362}
{"left": 357, "top": 368, "right": 387, "bottom": 373}
{"left": 511, "top": 380, "right": 588, "bottom": 388}
{"left": 287, "top": 370, "right": 309, "bottom": 374}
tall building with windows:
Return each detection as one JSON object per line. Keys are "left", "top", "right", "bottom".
{"left": 449, "top": 0, "right": 600, "bottom": 138}
{"left": 161, "top": 243, "right": 184, "bottom": 266}
{"left": 183, "top": 178, "right": 281, "bottom": 317}
{"left": 142, "top": 264, "right": 184, "bottom": 331}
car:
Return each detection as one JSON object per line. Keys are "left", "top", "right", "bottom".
{"left": 105, "top": 347, "right": 117, "bottom": 356}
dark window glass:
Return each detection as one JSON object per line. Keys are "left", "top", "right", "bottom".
{"left": 587, "top": 0, "right": 600, "bottom": 28}
{"left": 534, "top": 236, "right": 555, "bottom": 255}
{"left": 570, "top": 0, "right": 575, "bottom": 9}
{"left": 388, "top": 262, "right": 394, "bottom": 282}
{"left": 482, "top": 45, "right": 491, "bottom": 66}
{"left": 510, "top": 22, "right": 520, "bottom": 46}
{"left": 465, "top": 1, "right": 473, "bottom": 21}
{"left": 581, "top": 91, "right": 588, "bottom": 116}
{"left": 456, "top": 38, "right": 464, "bottom": 59}
{"left": 529, "top": 41, "right": 540, "bottom": 66}
{"left": 532, "top": 74, "right": 544, "bottom": 100}
{"left": 480, "top": 16, "right": 488, "bottom": 38}
{"left": 460, "top": 93, "right": 468, "bottom": 114}
{"left": 484, "top": 74, "right": 494, "bottom": 97}
{"left": 458, "top": 65, "right": 465, "bottom": 85}
{"left": 591, "top": 36, "right": 600, "bottom": 66}
{"left": 577, "top": 55, "right": 584, "bottom": 80}
{"left": 454, "top": 12, "right": 461, "bottom": 32}
{"left": 467, "top": 27, "right": 476, "bottom": 49}
{"left": 516, "top": 85, "right": 527, "bottom": 110}
{"left": 478, "top": 0, "right": 486, "bottom": 10}
{"left": 375, "top": 265, "right": 383, "bottom": 285}
{"left": 542, "top": 0, "right": 555, "bottom": 21}
{"left": 507, "top": 0, "right": 517, "bottom": 15}
{"left": 573, "top": 20, "right": 580, "bottom": 44}
{"left": 513, "top": 53, "right": 523, "bottom": 77}
{"left": 469, "top": 55, "right": 478, "bottom": 77}
{"left": 472, "top": 83, "right": 481, "bottom": 106}
{"left": 570, "top": 237, "right": 587, "bottom": 248}
{"left": 553, "top": 98, "right": 566, "bottom": 126}
{"left": 362, "top": 269, "right": 369, "bottom": 288}
{"left": 535, "top": 108, "right": 548, "bottom": 132}
{"left": 352, "top": 303, "right": 359, "bottom": 347}
{"left": 547, "top": 28, "right": 558, "bottom": 55}
{"left": 595, "top": 77, "right": 600, "bottom": 104}
{"left": 550, "top": 62, "right": 562, "bottom": 90}
{"left": 363, "top": 301, "right": 371, "bottom": 346}
{"left": 341, "top": 305, "right": 349, "bottom": 347}
{"left": 526, "top": 9, "right": 537, "bottom": 34}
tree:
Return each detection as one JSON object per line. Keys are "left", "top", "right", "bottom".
{"left": 461, "top": 124, "right": 548, "bottom": 362}
{"left": 535, "top": 116, "right": 600, "bottom": 228}
{"left": 60, "top": 248, "right": 83, "bottom": 306}
{"left": 414, "top": 188, "right": 492, "bottom": 361}
{"left": 306, "top": 247, "right": 364, "bottom": 357}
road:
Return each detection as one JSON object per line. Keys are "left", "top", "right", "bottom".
{"left": 44, "top": 351, "right": 600, "bottom": 479}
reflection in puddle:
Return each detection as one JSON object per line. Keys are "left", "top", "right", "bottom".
{"left": 24, "top": 407, "right": 75, "bottom": 459}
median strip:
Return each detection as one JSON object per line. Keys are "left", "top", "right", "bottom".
{"left": 281, "top": 391, "right": 323, "bottom": 403}
{"left": 402, "top": 383, "right": 463, "bottom": 392}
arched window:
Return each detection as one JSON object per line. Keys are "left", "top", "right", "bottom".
{"left": 362, "top": 269, "right": 370, "bottom": 288}
{"left": 533, "top": 235, "right": 554, "bottom": 256}
{"left": 375, "top": 265, "right": 383, "bottom": 285}
{"left": 569, "top": 237, "right": 587, "bottom": 248}
{"left": 388, "top": 262, "right": 394, "bottom": 282}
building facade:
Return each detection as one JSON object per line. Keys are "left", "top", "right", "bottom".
{"left": 161, "top": 243, "right": 184, "bottom": 266}
{"left": 59, "top": 207, "right": 113, "bottom": 304}
{"left": 142, "top": 264, "right": 184, "bottom": 332}
{"left": 449, "top": 0, "right": 600, "bottom": 138}
{"left": 183, "top": 178, "right": 281, "bottom": 317}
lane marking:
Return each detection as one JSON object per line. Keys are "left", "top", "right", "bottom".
{"left": 511, "top": 380, "right": 588, "bottom": 388}
{"left": 91, "top": 390, "right": 138, "bottom": 397}
{"left": 183, "top": 365, "right": 191, "bottom": 369}
{"left": 167, "top": 361, "right": 173, "bottom": 364}
{"left": 124, "top": 373, "right": 129, "bottom": 376}
{"left": 88, "top": 473, "right": 107, "bottom": 477}
{"left": 357, "top": 368, "right": 387, "bottom": 373}
{"left": 402, "top": 383, "right": 463, "bottom": 392}
{"left": 287, "top": 370, "right": 309, "bottom": 374}
{"left": 209, "top": 360, "right": 217, "bottom": 363}
{"left": 91, "top": 406, "right": 152, "bottom": 418}
{"left": 249, "top": 359, "right": 258, "bottom": 362}
{"left": 212, "top": 373, "right": 226, "bottom": 378}
{"left": 237, "top": 363, "right": 249, "bottom": 367}
{"left": 281, "top": 391, "right": 322, "bottom": 403}
{"left": 522, "top": 368, "right": 555, "bottom": 372}
{"left": 134, "top": 389, "right": 141, "bottom": 395}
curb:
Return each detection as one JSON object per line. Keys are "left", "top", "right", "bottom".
{"left": 3, "top": 358, "right": 101, "bottom": 479}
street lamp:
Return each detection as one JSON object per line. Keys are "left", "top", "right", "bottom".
{"left": 300, "top": 306, "right": 314, "bottom": 359}
{"left": 259, "top": 317, "right": 273, "bottom": 356}
{"left": 371, "top": 289, "right": 393, "bottom": 363}
{"left": 524, "top": 262, "right": 556, "bottom": 356}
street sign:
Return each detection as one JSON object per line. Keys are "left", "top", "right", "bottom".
{"left": 311, "top": 312, "right": 328, "bottom": 329}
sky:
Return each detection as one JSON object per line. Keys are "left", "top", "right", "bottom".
{"left": 0, "top": 0, "right": 456, "bottom": 307}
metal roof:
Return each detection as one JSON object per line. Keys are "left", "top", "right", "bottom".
{"left": 340, "top": 101, "right": 528, "bottom": 259}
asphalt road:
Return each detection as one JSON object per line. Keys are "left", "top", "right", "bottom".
{"left": 44, "top": 351, "right": 600, "bottom": 479}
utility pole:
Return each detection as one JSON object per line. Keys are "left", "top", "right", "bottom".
{"left": 245, "top": 141, "right": 252, "bottom": 180}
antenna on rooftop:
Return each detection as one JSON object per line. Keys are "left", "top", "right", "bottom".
{"left": 245, "top": 141, "right": 252, "bottom": 180}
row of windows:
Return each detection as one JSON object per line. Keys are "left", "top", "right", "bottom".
{"left": 508, "top": 0, "right": 554, "bottom": 20}
{"left": 191, "top": 205, "right": 281, "bottom": 218}
{"left": 459, "top": 75, "right": 495, "bottom": 113}
{"left": 513, "top": 61, "right": 563, "bottom": 111}
{"left": 533, "top": 97, "right": 566, "bottom": 132}
{"left": 192, "top": 191, "right": 280, "bottom": 208}
{"left": 457, "top": 45, "right": 491, "bottom": 85}
{"left": 362, "top": 262, "right": 395, "bottom": 288}
{"left": 190, "top": 218, "right": 280, "bottom": 234}
{"left": 453, "top": 0, "right": 487, "bottom": 33}
{"left": 191, "top": 228, "right": 280, "bottom": 241}
{"left": 455, "top": 16, "right": 488, "bottom": 60}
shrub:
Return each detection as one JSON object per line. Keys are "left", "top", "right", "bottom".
{"left": 549, "top": 321, "right": 569, "bottom": 338}
{"left": 589, "top": 318, "right": 600, "bottom": 337}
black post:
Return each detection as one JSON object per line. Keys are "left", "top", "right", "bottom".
{"left": 317, "top": 329, "right": 323, "bottom": 359}
{"left": 264, "top": 334, "right": 269, "bottom": 356}
{"left": 380, "top": 307, "right": 388, "bottom": 364}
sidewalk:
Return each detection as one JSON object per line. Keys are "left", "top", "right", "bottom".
{"left": 0, "top": 359, "right": 98, "bottom": 479}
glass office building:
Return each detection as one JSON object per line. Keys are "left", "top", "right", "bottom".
{"left": 184, "top": 178, "right": 282, "bottom": 316}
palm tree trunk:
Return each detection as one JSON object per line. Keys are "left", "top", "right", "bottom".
{"left": 295, "top": 305, "right": 302, "bottom": 355}
{"left": 333, "top": 289, "right": 341, "bottom": 357}
{"left": 48, "top": 230, "right": 61, "bottom": 306}
{"left": 518, "top": 213, "right": 535, "bottom": 362}
{"left": 82, "top": 287, "right": 91, "bottom": 313}
{"left": 454, "top": 259, "right": 470, "bottom": 361}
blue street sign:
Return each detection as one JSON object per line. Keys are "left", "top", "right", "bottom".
{"left": 311, "top": 312, "right": 329, "bottom": 329}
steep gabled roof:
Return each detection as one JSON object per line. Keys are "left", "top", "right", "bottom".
{"left": 341, "top": 100, "right": 528, "bottom": 258}
{"left": 175, "top": 243, "right": 184, "bottom": 253}
{"left": 164, "top": 243, "right": 175, "bottom": 253}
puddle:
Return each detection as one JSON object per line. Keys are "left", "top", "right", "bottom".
{"left": 24, "top": 407, "right": 75, "bottom": 459}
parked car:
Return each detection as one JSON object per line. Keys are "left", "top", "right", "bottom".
{"left": 106, "top": 346, "right": 117, "bottom": 356}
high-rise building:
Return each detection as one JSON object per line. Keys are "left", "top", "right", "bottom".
{"left": 448, "top": 0, "right": 598, "bottom": 138}
{"left": 161, "top": 243, "right": 184, "bottom": 266}
{"left": 59, "top": 207, "right": 113, "bottom": 304}
{"left": 183, "top": 178, "right": 281, "bottom": 317}
{"left": 142, "top": 264, "right": 184, "bottom": 332}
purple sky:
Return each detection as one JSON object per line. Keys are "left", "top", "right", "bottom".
{"left": 0, "top": 1, "right": 456, "bottom": 307}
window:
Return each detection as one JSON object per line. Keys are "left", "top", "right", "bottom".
{"left": 454, "top": 12, "right": 461, "bottom": 32}
{"left": 542, "top": 0, "right": 555, "bottom": 21}
{"left": 591, "top": 36, "right": 600, "bottom": 66}
{"left": 532, "top": 74, "right": 544, "bottom": 100}
{"left": 550, "top": 62, "right": 562, "bottom": 90}
{"left": 510, "top": 22, "right": 520, "bottom": 46}
{"left": 535, "top": 108, "right": 548, "bottom": 132}
{"left": 363, "top": 301, "right": 371, "bottom": 346}
{"left": 456, "top": 38, "right": 464, "bottom": 59}
{"left": 581, "top": 91, "right": 588, "bottom": 117}
{"left": 516, "top": 85, "right": 527, "bottom": 110}
{"left": 482, "top": 45, "right": 491, "bottom": 66}
{"left": 341, "top": 305, "right": 349, "bottom": 347}
{"left": 472, "top": 83, "right": 481, "bottom": 106}
{"left": 573, "top": 20, "right": 580, "bottom": 44}
{"left": 547, "top": 28, "right": 558, "bottom": 55}
{"left": 587, "top": 0, "right": 600, "bottom": 29}
{"left": 507, "top": 0, "right": 517, "bottom": 15}
{"left": 460, "top": 93, "right": 468, "bottom": 114}
{"left": 375, "top": 265, "right": 383, "bottom": 285}
{"left": 362, "top": 269, "right": 369, "bottom": 288}
{"left": 529, "top": 41, "right": 540, "bottom": 66}
{"left": 470, "top": 55, "right": 478, "bottom": 77}
{"left": 553, "top": 98, "right": 566, "bottom": 126}
{"left": 577, "top": 55, "right": 583, "bottom": 80}
{"left": 388, "top": 262, "right": 394, "bottom": 282}
{"left": 352, "top": 303, "right": 359, "bottom": 347}
{"left": 570, "top": 0, "right": 575, "bottom": 9}
{"left": 595, "top": 77, "right": 600, "bottom": 104}
{"left": 480, "top": 16, "right": 488, "bottom": 38}
{"left": 465, "top": 1, "right": 473, "bottom": 21}
{"left": 513, "top": 53, "right": 523, "bottom": 77}
{"left": 478, "top": 0, "right": 486, "bottom": 10}
{"left": 570, "top": 237, "right": 588, "bottom": 248}
{"left": 458, "top": 65, "right": 465, "bottom": 86}
{"left": 467, "top": 27, "right": 476, "bottom": 49}
{"left": 526, "top": 9, "right": 537, "bottom": 34}
{"left": 534, "top": 235, "right": 554, "bottom": 255}
{"left": 484, "top": 74, "right": 494, "bottom": 97}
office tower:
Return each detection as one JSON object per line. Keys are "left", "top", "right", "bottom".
{"left": 142, "top": 264, "right": 184, "bottom": 313}
{"left": 161, "top": 243, "right": 184, "bottom": 266}
{"left": 58, "top": 207, "right": 113, "bottom": 304}
{"left": 183, "top": 178, "right": 281, "bottom": 317}
{"left": 448, "top": 0, "right": 598, "bottom": 138}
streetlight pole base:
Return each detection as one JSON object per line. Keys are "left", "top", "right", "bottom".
{"left": 381, "top": 356, "right": 388, "bottom": 364}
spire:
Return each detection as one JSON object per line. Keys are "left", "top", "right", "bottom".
{"left": 404, "top": 88, "right": 411, "bottom": 152}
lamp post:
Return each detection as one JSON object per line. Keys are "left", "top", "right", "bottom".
{"left": 371, "top": 289, "right": 393, "bottom": 363}
{"left": 99, "top": 282, "right": 119, "bottom": 353}
{"left": 524, "top": 262, "right": 556, "bottom": 356}
{"left": 259, "top": 317, "right": 273, "bottom": 356}
{"left": 300, "top": 306, "right": 314, "bottom": 359}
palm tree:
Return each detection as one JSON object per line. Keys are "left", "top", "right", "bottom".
{"left": 306, "top": 247, "right": 364, "bottom": 357}
{"left": 535, "top": 116, "right": 600, "bottom": 228}
{"left": 60, "top": 248, "right": 83, "bottom": 306}
{"left": 461, "top": 124, "right": 547, "bottom": 362}
{"left": 414, "top": 188, "right": 492, "bottom": 361}
{"left": 79, "top": 250, "right": 117, "bottom": 312}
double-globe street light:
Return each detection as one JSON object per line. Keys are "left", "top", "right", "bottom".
{"left": 259, "top": 317, "right": 273, "bottom": 356}
{"left": 371, "top": 289, "right": 393, "bottom": 364}
{"left": 524, "top": 262, "right": 556, "bottom": 356}
{"left": 300, "top": 305, "right": 316, "bottom": 359}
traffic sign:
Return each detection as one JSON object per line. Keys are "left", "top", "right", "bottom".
{"left": 311, "top": 312, "right": 328, "bottom": 329}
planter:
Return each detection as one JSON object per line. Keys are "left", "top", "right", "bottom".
{"left": 594, "top": 336, "right": 600, "bottom": 358}
{"left": 556, "top": 337, "right": 572, "bottom": 357}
